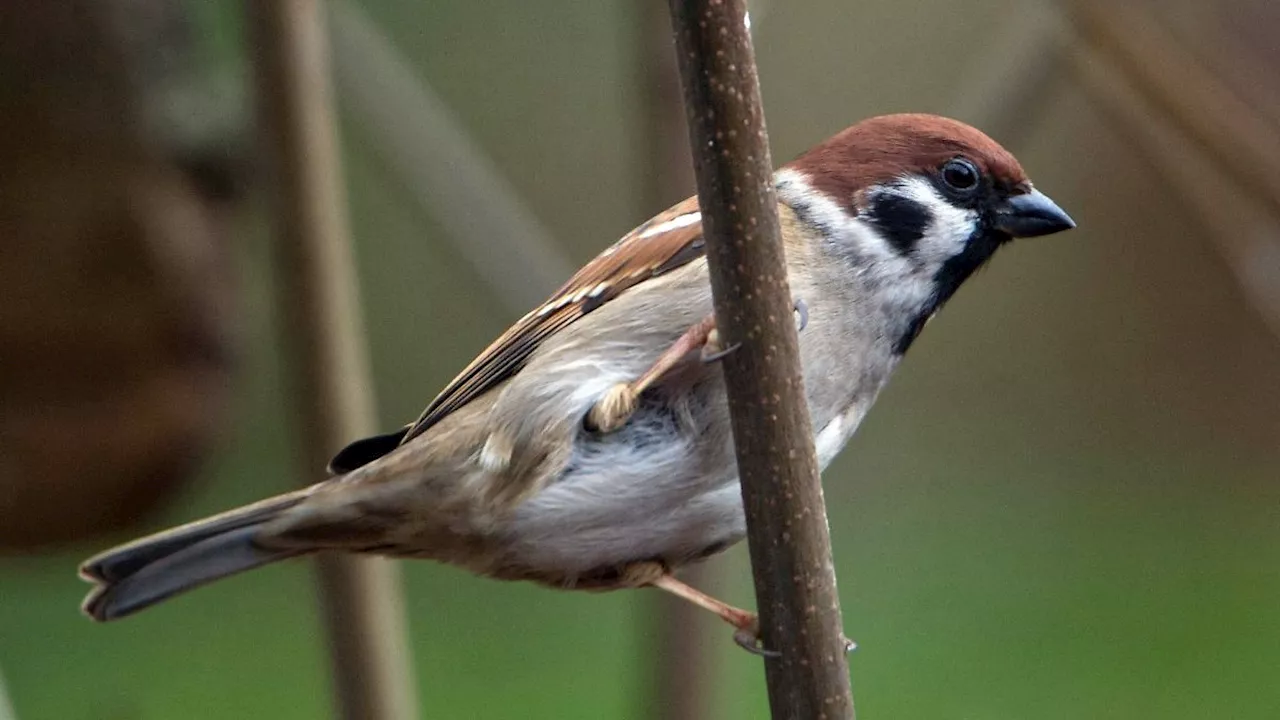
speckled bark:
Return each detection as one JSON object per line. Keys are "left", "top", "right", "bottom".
{"left": 666, "top": 1, "right": 856, "bottom": 718}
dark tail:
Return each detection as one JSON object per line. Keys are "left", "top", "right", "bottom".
{"left": 79, "top": 491, "right": 309, "bottom": 621}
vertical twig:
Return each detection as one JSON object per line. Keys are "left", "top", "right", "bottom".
{"left": 0, "top": 665, "right": 16, "bottom": 720}
{"left": 246, "top": 2, "right": 419, "bottom": 720}
{"left": 666, "top": 1, "right": 855, "bottom": 718}
{"left": 637, "top": 3, "right": 720, "bottom": 719}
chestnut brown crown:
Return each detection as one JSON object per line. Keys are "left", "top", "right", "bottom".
{"left": 789, "top": 113, "right": 1030, "bottom": 208}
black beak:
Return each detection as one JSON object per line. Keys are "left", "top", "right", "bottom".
{"left": 994, "top": 189, "right": 1075, "bottom": 238}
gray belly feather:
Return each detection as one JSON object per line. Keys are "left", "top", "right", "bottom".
{"left": 502, "top": 387, "right": 743, "bottom": 577}
{"left": 500, "top": 376, "right": 871, "bottom": 578}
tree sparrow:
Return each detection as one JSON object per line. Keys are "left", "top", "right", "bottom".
{"left": 80, "top": 114, "right": 1075, "bottom": 651}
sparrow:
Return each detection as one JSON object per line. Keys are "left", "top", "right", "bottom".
{"left": 79, "top": 114, "right": 1074, "bottom": 652}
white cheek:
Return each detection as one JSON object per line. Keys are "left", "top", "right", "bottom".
{"left": 896, "top": 176, "right": 979, "bottom": 266}
{"left": 776, "top": 168, "right": 907, "bottom": 267}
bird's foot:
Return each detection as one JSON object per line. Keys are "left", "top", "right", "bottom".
{"left": 586, "top": 314, "right": 720, "bottom": 432}
{"left": 730, "top": 617, "right": 856, "bottom": 657}
{"left": 700, "top": 328, "right": 740, "bottom": 363}
{"left": 584, "top": 383, "right": 638, "bottom": 433}
{"left": 731, "top": 616, "right": 781, "bottom": 657}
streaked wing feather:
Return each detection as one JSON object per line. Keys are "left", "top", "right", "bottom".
{"left": 400, "top": 196, "right": 705, "bottom": 445}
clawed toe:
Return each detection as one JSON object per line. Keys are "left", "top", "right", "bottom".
{"left": 701, "top": 341, "right": 741, "bottom": 363}
{"left": 700, "top": 328, "right": 741, "bottom": 363}
{"left": 793, "top": 297, "right": 809, "bottom": 331}
{"left": 729, "top": 623, "right": 855, "bottom": 658}
{"left": 732, "top": 621, "right": 781, "bottom": 658}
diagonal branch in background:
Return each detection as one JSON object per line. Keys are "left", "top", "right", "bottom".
{"left": 1067, "top": 32, "right": 1280, "bottom": 341}
{"left": 948, "top": 0, "right": 1066, "bottom": 148}
{"left": 246, "top": 2, "right": 418, "bottom": 719}
{"left": 327, "top": 0, "right": 572, "bottom": 309}
{"left": 951, "top": 0, "right": 1280, "bottom": 341}
{"left": 666, "top": 1, "right": 855, "bottom": 717}
{"left": 1066, "top": 0, "right": 1280, "bottom": 220}
{"left": 1062, "top": 0, "right": 1280, "bottom": 340}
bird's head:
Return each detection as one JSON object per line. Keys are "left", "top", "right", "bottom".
{"left": 779, "top": 113, "right": 1075, "bottom": 353}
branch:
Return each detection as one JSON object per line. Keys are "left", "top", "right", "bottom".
{"left": 246, "top": 2, "right": 418, "bottom": 719}
{"left": 666, "top": 1, "right": 855, "bottom": 717}
{"left": 1065, "top": 27, "right": 1280, "bottom": 341}
{"left": 948, "top": 0, "right": 1066, "bottom": 148}
{"left": 327, "top": 0, "right": 572, "bottom": 309}
{"left": 1066, "top": 0, "right": 1280, "bottom": 218}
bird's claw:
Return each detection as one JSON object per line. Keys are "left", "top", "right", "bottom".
{"left": 700, "top": 328, "right": 741, "bottom": 363}
{"left": 733, "top": 624, "right": 782, "bottom": 658}
{"left": 701, "top": 342, "right": 742, "bottom": 363}
{"left": 700, "top": 300, "right": 803, "bottom": 365}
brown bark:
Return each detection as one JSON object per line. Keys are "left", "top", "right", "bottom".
{"left": 666, "top": 1, "right": 856, "bottom": 717}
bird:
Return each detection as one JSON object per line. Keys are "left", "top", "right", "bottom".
{"left": 79, "top": 113, "right": 1075, "bottom": 652}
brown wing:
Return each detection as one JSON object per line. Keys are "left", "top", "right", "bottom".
{"left": 344, "top": 196, "right": 704, "bottom": 468}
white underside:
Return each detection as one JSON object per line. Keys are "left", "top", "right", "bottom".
{"left": 502, "top": 405, "right": 863, "bottom": 579}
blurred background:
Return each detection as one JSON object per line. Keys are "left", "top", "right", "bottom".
{"left": 1, "top": 0, "right": 1278, "bottom": 718}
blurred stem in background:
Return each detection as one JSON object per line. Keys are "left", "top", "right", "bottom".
{"left": 0, "top": 666, "right": 15, "bottom": 720}
{"left": 1067, "top": 0, "right": 1280, "bottom": 220}
{"left": 246, "top": 1, "right": 417, "bottom": 719}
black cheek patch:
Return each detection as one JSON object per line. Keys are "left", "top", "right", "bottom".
{"left": 867, "top": 193, "right": 930, "bottom": 254}
{"left": 893, "top": 315, "right": 926, "bottom": 356}
{"left": 891, "top": 225, "right": 1011, "bottom": 356}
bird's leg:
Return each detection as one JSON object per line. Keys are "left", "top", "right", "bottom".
{"left": 652, "top": 571, "right": 857, "bottom": 656}
{"left": 585, "top": 297, "right": 807, "bottom": 433}
{"left": 586, "top": 313, "right": 730, "bottom": 433}
{"left": 650, "top": 573, "right": 779, "bottom": 656}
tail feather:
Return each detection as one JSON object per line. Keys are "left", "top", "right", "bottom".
{"left": 80, "top": 491, "right": 308, "bottom": 621}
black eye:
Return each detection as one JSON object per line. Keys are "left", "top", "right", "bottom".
{"left": 941, "top": 158, "right": 980, "bottom": 192}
